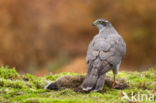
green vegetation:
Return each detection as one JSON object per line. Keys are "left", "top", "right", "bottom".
{"left": 0, "top": 65, "right": 156, "bottom": 103}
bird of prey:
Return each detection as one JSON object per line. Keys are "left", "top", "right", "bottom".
{"left": 81, "top": 19, "right": 126, "bottom": 92}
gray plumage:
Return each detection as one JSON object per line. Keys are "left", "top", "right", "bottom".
{"left": 81, "top": 19, "right": 126, "bottom": 91}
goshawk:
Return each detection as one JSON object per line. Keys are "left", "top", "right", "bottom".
{"left": 81, "top": 19, "right": 126, "bottom": 92}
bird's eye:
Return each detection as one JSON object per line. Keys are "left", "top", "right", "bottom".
{"left": 99, "top": 21, "right": 103, "bottom": 24}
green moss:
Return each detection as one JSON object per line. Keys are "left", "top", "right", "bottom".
{"left": 45, "top": 72, "right": 83, "bottom": 81}
{"left": 0, "top": 65, "right": 19, "bottom": 79}
{"left": 0, "top": 65, "right": 156, "bottom": 103}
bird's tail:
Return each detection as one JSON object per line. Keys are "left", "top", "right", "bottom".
{"left": 81, "top": 58, "right": 110, "bottom": 91}
{"left": 81, "top": 66, "right": 99, "bottom": 91}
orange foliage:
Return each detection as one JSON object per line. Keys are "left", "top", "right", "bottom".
{"left": 0, "top": 0, "right": 155, "bottom": 71}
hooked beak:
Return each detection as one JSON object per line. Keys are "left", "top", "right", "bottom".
{"left": 92, "top": 21, "right": 97, "bottom": 26}
{"left": 92, "top": 23, "right": 96, "bottom": 26}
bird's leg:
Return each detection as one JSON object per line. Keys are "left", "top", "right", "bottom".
{"left": 112, "top": 74, "right": 118, "bottom": 87}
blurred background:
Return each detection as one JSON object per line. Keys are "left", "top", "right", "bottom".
{"left": 0, "top": 0, "right": 156, "bottom": 75}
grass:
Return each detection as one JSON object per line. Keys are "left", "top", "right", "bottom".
{"left": 0, "top": 65, "right": 156, "bottom": 103}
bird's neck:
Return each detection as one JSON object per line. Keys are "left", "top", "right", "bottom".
{"left": 98, "top": 26, "right": 118, "bottom": 36}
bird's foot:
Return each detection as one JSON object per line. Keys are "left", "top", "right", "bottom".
{"left": 112, "top": 81, "right": 119, "bottom": 88}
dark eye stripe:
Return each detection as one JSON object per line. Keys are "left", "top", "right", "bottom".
{"left": 99, "top": 21, "right": 103, "bottom": 23}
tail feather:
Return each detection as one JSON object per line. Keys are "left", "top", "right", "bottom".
{"left": 93, "top": 73, "right": 106, "bottom": 91}
{"left": 81, "top": 58, "right": 111, "bottom": 91}
{"left": 81, "top": 66, "right": 98, "bottom": 91}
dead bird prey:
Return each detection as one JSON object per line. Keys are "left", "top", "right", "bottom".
{"left": 81, "top": 19, "right": 126, "bottom": 92}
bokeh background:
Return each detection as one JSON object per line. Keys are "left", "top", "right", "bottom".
{"left": 0, "top": 0, "right": 156, "bottom": 75}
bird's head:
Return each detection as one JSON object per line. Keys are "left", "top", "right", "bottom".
{"left": 92, "top": 19, "right": 111, "bottom": 30}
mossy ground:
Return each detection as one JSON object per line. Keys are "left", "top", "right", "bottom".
{"left": 0, "top": 65, "right": 156, "bottom": 103}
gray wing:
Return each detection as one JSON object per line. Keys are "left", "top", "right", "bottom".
{"left": 86, "top": 34, "right": 126, "bottom": 66}
{"left": 106, "top": 35, "right": 126, "bottom": 65}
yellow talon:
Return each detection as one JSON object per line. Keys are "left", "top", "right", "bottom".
{"left": 112, "top": 74, "right": 118, "bottom": 87}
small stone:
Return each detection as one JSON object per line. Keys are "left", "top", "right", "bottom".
{"left": 4, "top": 88, "right": 9, "bottom": 92}
{"left": 50, "top": 72, "right": 53, "bottom": 75}
{"left": 17, "top": 91, "right": 24, "bottom": 95}
{"left": 140, "top": 74, "right": 143, "bottom": 77}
